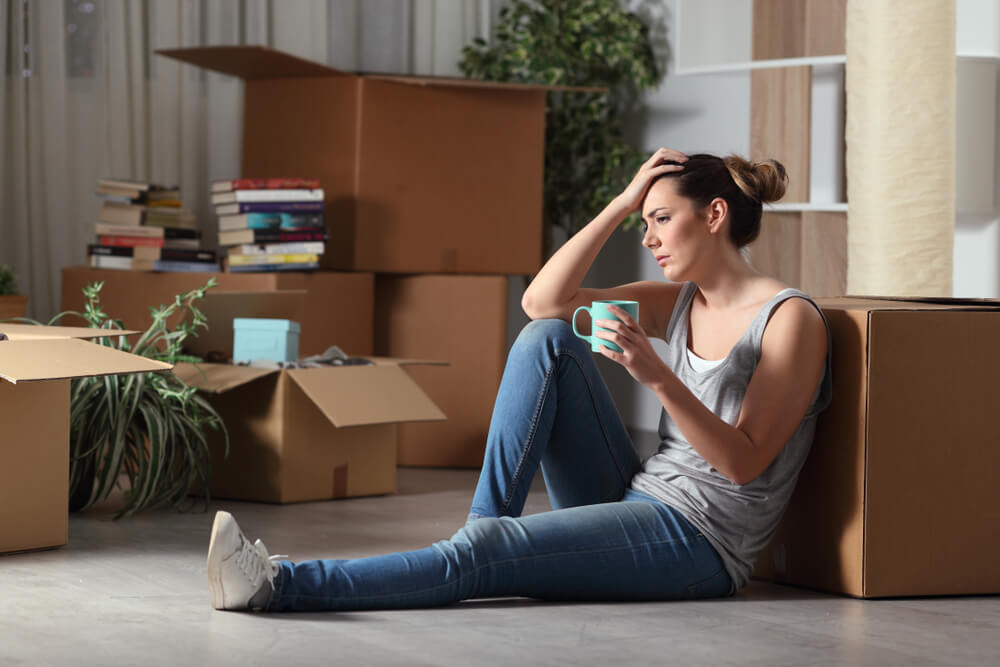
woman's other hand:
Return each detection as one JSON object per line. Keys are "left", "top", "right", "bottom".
{"left": 593, "top": 305, "right": 671, "bottom": 389}
{"left": 615, "top": 148, "right": 688, "bottom": 215}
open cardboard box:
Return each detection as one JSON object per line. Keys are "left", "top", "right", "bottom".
{"left": 174, "top": 357, "right": 446, "bottom": 503}
{"left": 753, "top": 295, "right": 1000, "bottom": 597}
{"left": 173, "top": 288, "right": 448, "bottom": 503}
{"left": 155, "top": 45, "right": 597, "bottom": 275}
{"left": 0, "top": 324, "right": 172, "bottom": 554}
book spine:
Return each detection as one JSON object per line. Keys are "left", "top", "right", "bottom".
{"left": 159, "top": 248, "right": 217, "bottom": 262}
{"left": 219, "top": 202, "right": 325, "bottom": 214}
{"left": 95, "top": 223, "right": 162, "bottom": 237}
{"left": 227, "top": 262, "right": 320, "bottom": 273}
{"left": 152, "top": 260, "right": 221, "bottom": 273}
{"left": 279, "top": 213, "right": 324, "bottom": 229}
{"left": 213, "top": 188, "right": 324, "bottom": 204}
{"left": 87, "top": 244, "right": 134, "bottom": 257}
{"left": 229, "top": 241, "right": 326, "bottom": 256}
{"left": 97, "top": 235, "right": 165, "bottom": 248}
{"left": 162, "top": 227, "right": 200, "bottom": 239}
{"left": 214, "top": 177, "right": 320, "bottom": 192}
{"left": 228, "top": 253, "right": 320, "bottom": 266}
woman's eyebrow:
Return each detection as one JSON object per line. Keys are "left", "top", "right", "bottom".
{"left": 643, "top": 207, "right": 670, "bottom": 219}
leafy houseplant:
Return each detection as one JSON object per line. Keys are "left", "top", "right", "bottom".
{"left": 45, "top": 279, "right": 228, "bottom": 518}
{"left": 459, "top": 0, "right": 663, "bottom": 237}
{"left": 0, "top": 264, "right": 28, "bottom": 320}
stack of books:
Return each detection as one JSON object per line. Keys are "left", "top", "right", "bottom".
{"left": 211, "top": 178, "right": 327, "bottom": 272}
{"left": 88, "top": 178, "right": 219, "bottom": 271}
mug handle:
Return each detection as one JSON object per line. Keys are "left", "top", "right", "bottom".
{"left": 572, "top": 306, "right": 591, "bottom": 342}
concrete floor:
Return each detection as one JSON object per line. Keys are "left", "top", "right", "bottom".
{"left": 2, "top": 468, "right": 999, "bottom": 666}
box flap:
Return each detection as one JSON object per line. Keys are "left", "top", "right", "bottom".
{"left": 0, "top": 338, "right": 171, "bottom": 384}
{"left": 156, "top": 45, "right": 351, "bottom": 80}
{"left": 821, "top": 295, "right": 1000, "bottom": 311}
{"left": 185, "top": 290, "right": 308, "bottom": 359}
{"left": 286, "top": 365, "right": 445, "bottom": 428}
{"left": 365, "top": 357, "right": 449, "bottom": 367}
{"left": 364, "top": 73, "right": 604, "bottom": 93}
{"left": 171, "top": 361, "right": 277, "bottom": 393}
{"left": 0, "top": 323, "right": 139, "bottom": 341}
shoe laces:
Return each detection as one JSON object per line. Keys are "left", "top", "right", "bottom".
{"left": 235, "top": 536, "right": 285, "bottom": 587}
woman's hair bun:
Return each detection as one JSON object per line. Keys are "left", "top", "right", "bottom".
{"left": 723, "top": 156, "right": 788, "bottom": 204}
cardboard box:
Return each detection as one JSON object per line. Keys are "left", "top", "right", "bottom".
{"left": 0, "top": 324, "right": 172, "bottom": 553}
{"left": 173, "top": 358, "right": 446, "bottom": 503}
{"left": 375, "top": 275, "right": 508, "bottom": 467}
{"left": 61, "top": 267, "right": 373, "bottom": 357}
{"left": 155, "top": 45, "right": 558, "bottom": 275}
{"left": 753, "top": 296, "right": 1000, "bottom": 597}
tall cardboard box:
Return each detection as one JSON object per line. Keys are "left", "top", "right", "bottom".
{"left": 375, "top": 275, "right": 508, "bottom": 467}
{"left": 0, "top": 324, "right": 172, "bottom": 554}
{"left": 754, "top": 296, "right": 1000, "bottom": 597}
{"left": 156, "top": 45, "right": 555, "bottom": 275}
{"left": 174, "top": 358, "right": 446, "bottom": 503}
{"left": 61, "top": 267, "right": 374, "bottom": 357}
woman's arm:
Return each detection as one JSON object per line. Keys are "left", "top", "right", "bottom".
{"left": 522, "top": 148, "right": 686, "bottom": 338}
{"left": 595, "top": 298, "right": 828, "bottom": 485}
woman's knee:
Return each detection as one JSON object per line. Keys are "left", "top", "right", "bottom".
{"left": 513, "top": 318, "right": 580, "bottom": 354}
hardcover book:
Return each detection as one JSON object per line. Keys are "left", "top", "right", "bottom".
{"left": 211, "top": 177, "right": 320, "bottom": 193}
{"left": 214, "top": 201, "right": 324, "bottom": 215}
{"left": 210, "top": 188, "right": 324, "bottom": 205}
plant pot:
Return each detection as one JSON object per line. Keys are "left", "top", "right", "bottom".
{"left": 0, "top": 294, "right": 28, "bottom": 320}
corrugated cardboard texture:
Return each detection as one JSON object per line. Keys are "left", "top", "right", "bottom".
{"left": 160, "top": 46, "right": 547, "bottom": 275}
{"left": 0, "top": 323, "right": 139, "bottom": 340}
{"left": 286, "top": 365, "right": 445, "bottom": 428}
{"left": 282, "top": 376, "right": 397, "bottom": 502}
{"left": 0, "top": 338, "right": 171, "bottom": 383}
{"left": 375, "top": 275, "right": 508, "bottom": 467}
{"left": 0, "top": 380, "right": 69, "bottom": 553}
{"left": 203, "top": 372, "right": 285, "bottom": 502}
{"left": 61, "top": 267, "right": 374, "bottom": 357}
{"left": 350, "top": 79, "right": 545, "bottom": 274}
{"left": 864, "top": 310, "right": 1000, "bottom": 597}
{"left": 755, "top": 299, "right": 1000, "bottom": 597}
{"left": 181, "top": 359, "right": 443, "bottom": 503}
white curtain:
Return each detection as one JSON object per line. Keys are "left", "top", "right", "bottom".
{"left": 1, "top": 0, "right": 501, "bottom": 319}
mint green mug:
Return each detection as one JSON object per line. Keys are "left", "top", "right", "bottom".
{"left": 572, "top": 300, "right": 639, "bottom": 352}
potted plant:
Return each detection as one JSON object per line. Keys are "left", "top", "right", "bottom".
{"left": 41, "top": 279, "right": 229, "bottom": 517}
{"left": 459, "top": 0, "right": 664, "bottom": 240}
{"left": 0, "top": 264, "right": 28, "bottom": 320}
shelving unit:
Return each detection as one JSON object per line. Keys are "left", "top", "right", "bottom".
{"left": 674, "top": 0, "right": 848, "bottom": 296}
{"left": 676, "top": 0, "right": 1000, "bottom": 297}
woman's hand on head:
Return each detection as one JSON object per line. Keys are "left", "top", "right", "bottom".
{"left": 594, "top": 305, "right": 671, "bottom": 390}
{"left": 616, "top": 148, "right": 688, "bottom": 215}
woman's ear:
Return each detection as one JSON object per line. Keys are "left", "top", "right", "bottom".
{"left": 705, "top": 197, "right": 728, "bottom": 235}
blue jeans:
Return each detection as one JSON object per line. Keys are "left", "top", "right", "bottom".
{"left": 266, "top": 319, "right": 732, "bottom": 611}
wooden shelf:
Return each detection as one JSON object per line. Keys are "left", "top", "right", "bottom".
{"left": 766, "top": 202, "right": 848, "bottom": 213}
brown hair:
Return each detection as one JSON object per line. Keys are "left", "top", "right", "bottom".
{"left": 650, "top": 154, "right": 788, "bottom": 248}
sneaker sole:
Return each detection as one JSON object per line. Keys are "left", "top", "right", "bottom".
{"left": 206, "top": 511, "right": 230, "bottom": 609}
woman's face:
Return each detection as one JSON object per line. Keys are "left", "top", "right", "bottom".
{"left": 640, "top": 178, "right": 713, "bottom": 281}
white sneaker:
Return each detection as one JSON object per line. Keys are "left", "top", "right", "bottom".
{"left": 207, "top": 511, "right": 284, "bottom": 611}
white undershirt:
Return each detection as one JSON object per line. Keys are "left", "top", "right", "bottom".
{"left": 686, "top": 346, "right": 726, "bottom": 372}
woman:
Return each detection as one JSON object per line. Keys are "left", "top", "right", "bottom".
{"left": 206, "top": 148, "right": 833, "bottom": 611}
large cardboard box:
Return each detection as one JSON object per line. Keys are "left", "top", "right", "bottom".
{"left": 156, "top": 45, "right": 554, "bottom": 275}
{"left": 754, "top": 296, "right": 1000, "bottom": 597}
{"left": 0, "top": 324, "right": 172, "bottom": 553}
{"left": 61, "top": 267, "right": 373, "bottom": 357}
{"left": 375, "top": 275, "right": 508, "bottom": 467}
{"left": 173, "top": 358, "right": 446, "bottom": 503}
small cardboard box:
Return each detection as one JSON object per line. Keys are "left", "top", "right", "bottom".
{"left": 0, "top": 324, "right": 172, "bottom": 554}
{"left": 173, "top": 358, "right": 446, "bottom": 503}
{"left": 154, "top": 45, "right": 582, "bottom": 275}
{"left": 61, "top": 267, "right": 374, "bottom": 357}
{"left": 232, "top": 318, "right": 301, "bottom": 363}
{"left": 375, "top": 274, "right": 509, "bottom": 467}
{"left": 753, "top": 296, "right": 1000, "bottom": 597}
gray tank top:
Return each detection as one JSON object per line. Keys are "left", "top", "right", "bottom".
{"left": 631, "top": 281, "right": 833, "bottom": 592}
